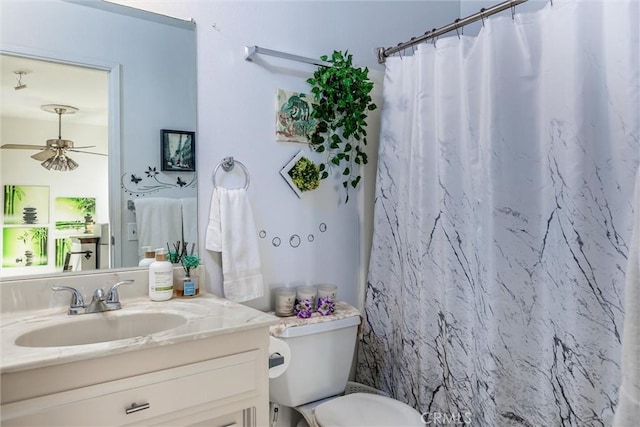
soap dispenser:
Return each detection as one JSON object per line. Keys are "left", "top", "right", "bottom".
{"left": 148, "top": 248, "right": 173, "bottom": 301}
{"left": 138, "top": 246, "right": 156, "bottom": 267}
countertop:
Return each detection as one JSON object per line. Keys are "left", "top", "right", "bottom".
{"left": 1, "top": 294, "right": 278, "bottom": 374}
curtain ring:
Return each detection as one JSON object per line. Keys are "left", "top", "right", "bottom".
{"left": 455, "top": 19, "right": 461, "bottom": 39}
{"left": 480, "top": 8, "right": 486, "bottom": 27}
{"left": 550, "top": 0, "right": 553, "bottom": 5}
{"left": 396, "top": 42, "right": 403, "bottom": 60}
{"left": 511, "top": 4, "right": 516, "bottom": 20}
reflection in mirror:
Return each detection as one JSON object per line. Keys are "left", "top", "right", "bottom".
{"left": 1, "top": 56, "right": 109, "bottom": 278}
{"left": 0, "top": 0, "right": 197, "bottom": 280}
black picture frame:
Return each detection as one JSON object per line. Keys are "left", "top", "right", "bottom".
{"left": 161, "top": 129, "right": 196, "bottom": 172}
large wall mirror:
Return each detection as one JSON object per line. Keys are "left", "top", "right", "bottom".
{"left": 0, "top": 0, "right": 197, "bottom": 280}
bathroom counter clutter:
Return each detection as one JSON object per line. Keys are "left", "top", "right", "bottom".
{"left": 1, "top": 293, "right": 278, "bottom": 374}
{"left": 270, "top": 301, "right": 362, "bottom": 337}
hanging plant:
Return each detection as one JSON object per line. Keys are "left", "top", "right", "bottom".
{"left": 307, "top": 50, "right": 377, "bottom": 202}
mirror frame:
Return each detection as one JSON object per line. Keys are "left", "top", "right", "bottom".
{"left": 0, "top": 43, "right": 123, "bottom": 274}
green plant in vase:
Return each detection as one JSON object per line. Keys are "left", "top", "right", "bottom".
{"left": 179, "top": 254, "right": 201, "bottom": 297}
{"left": 307, "top": 50, "right": 377, "bottom": 202}
{"left": 181, "top": 254, "right": 200, "bottom": 278}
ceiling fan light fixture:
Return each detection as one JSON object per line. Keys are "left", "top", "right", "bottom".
{"left": 14, "top": 70, "right": 29, "bottom": 90}
{"left": 2, "top": 104, "right": 102, "bottom": 170}
{"left": 63, "top": 156, "right": 79, "bottom": 171}
{"left": 41, "top": 156, "right": 56, "bottom": 170}
{"left": 41, "top": 153, "right": 79, "bottom": 171}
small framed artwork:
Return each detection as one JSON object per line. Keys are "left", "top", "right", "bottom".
{"left": 161, "top": 129, "right": 196, "bottom": 172}
{"left": 280, "top": 150, "right": 320, "bottom": 198}
{"left": 3, "top": 185, "right": 49, "bottom": 225}
{"left": 276, "top": 89, "right": 316, "bottom": 144}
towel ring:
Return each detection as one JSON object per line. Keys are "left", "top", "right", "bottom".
{"left": 212, "top": 156, "right": 250, "bottom": 190}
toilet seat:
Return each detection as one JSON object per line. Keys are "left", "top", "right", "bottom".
{"left": 313, "top": 393, "right": 424, "bottom": 427}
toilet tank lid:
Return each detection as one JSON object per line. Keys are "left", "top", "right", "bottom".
{"left": 273, "top": 315, "right": 361, "bottom": 338}
{"left": 270, "top": 301, "right": 362, "bottom": 338}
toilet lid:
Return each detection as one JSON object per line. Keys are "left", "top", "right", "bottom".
{"left": 313, "top": 393, "right": 423, "bottom": 427}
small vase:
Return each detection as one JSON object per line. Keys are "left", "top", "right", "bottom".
{"left": 174, "top": 271, "right": 199, "bottom": 298}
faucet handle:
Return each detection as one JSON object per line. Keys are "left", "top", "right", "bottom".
{"left": 52, "top": 286, "right": 85, "bottom": 308}
{"left": 106, "top": 280, "right": 135, "bottom": 304}
{"left": 93, "top": 288, "right": 106, "bottom": 301}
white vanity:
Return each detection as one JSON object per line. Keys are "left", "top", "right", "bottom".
{"left": 0, "top": 268, "right": 278, "bottom": 426}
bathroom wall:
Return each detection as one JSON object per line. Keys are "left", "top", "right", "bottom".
{"left": 109, "top": 1, "right": 462, "bottom": 311}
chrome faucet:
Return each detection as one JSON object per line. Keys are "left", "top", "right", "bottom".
{"left": 52, "top": 280, "right": 134, "bottom": 315}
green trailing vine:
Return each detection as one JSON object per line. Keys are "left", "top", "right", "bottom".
{"left": 307, "top": 51, "right": 377, "bottom": 203}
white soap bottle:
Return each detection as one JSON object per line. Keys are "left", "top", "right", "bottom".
{"left": 138, "top": 246, "right": 156, "bottom": 267}
{"left": 148, "top": 248, "right": 173, "bottom": 301}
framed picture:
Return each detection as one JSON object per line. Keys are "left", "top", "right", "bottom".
{"left": 276, "top": 89, "right": 315, "bottom": 144}
{"left": 3, "top": 185, "right": 49, "bottom": 225}
{"left": 161, "top": 129, "right": 196, "bottom": 172}
{"left": 280, "top": 150, "right": 320, "bottom": 198}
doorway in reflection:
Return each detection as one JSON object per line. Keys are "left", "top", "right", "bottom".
{"left": 0, "top": 55, "right": 109, "bottom": 278}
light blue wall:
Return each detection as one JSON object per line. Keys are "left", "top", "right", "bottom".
{"left": 118, "top": 1, "right": 462, "bottom": 309}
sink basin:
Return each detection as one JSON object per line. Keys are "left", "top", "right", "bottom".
{"left": 15, "top": 312, "right": 187, "bottom": 347}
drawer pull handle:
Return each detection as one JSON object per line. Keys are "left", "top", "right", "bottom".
{"left": 125, "top": 402, "right": 150, "bottom": 414}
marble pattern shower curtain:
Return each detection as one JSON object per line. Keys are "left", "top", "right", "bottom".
{"left": 356, "top": 1, "right": 639, "bottom": 425}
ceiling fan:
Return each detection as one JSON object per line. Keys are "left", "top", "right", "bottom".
{"left": 1, "top": 104, "right": 107, "bottom": 171}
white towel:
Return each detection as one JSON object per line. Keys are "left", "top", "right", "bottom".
{"left": 134, "top": 198, "right": 183, "bottom": 257}
{"left": 205, "top": 187, "right": 264, "bottom": 302}
{"left": 181, "top": 197, "right": 198, "bottom": 251}
{"left": 613, "top": 169, "right": 640, "bottom": 425}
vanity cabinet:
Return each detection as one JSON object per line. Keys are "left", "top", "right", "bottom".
{"left": 1, "top": 326, "right": 271, "bottom": 426}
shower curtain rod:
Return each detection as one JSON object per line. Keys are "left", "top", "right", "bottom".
{"left": 244, "top": 45, "right": 331, "bottom": 68}
{"left": 377, "top": 0, "right": 528, "bottom": 64}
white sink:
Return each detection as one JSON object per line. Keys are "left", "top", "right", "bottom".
{"left": 15, "top": 312, "right": 187, "bottom": 347}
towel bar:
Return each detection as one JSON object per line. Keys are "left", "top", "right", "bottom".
{"left": 212, "top": 156, "right": 250, "bottom": 190}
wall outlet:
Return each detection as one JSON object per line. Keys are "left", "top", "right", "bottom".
{"left": 127, "top": 223, "right": 138, "bottom": 241}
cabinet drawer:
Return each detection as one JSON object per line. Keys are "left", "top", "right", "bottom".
{"left": 1, "top": 350, "right": 259, "bottom": 426}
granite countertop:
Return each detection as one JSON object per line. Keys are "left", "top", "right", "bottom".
{"left": 1, "top": 294, "right": 278, "bottom": 374}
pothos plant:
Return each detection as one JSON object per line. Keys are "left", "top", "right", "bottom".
{"left": 307, "top": 50, "right": 377, "bottom": 202}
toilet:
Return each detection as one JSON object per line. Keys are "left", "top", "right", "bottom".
{"left": 269, "top": 305, "right": 423, "bottom": 427}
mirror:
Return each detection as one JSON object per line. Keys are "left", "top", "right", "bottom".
{"left": 0, "top": 0, "right": 197, "bottom": 280}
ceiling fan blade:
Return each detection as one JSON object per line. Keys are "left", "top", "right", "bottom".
{"left": 31, "top": 150, "right": 56, "bottom": 161}
{"left": 67, "top": 149, "right": 108, "bottom": 156}
{"left": 1, "top": 144, "right": 49, "bottom": 150}
{"left": 70, "top": 145, "right": 96, "bottom": 149}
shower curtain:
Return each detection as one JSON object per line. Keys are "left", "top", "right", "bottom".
{"left": 356, "top": 1, "right": 639, "bottom": 426}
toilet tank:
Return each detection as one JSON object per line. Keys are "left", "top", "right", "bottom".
{"left": 269, "top": 315, "right": 361, "bottom": 407}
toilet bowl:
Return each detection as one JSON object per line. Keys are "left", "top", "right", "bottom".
{"left": 269, "top": 302, "right": 423, "bottom": 427}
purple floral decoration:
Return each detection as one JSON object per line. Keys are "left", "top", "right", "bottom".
{"left": 295, "top": 299, "right": 313, "bottom": 318}
{"left": 317, "top": 297, "right": 335, "bottom": 316}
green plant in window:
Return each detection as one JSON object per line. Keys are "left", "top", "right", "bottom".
{"left": 288, "top": 157, "right": 320, "bottom": 192}
{"left": 307, "top": 50, "right": 377, "bottom": 203}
